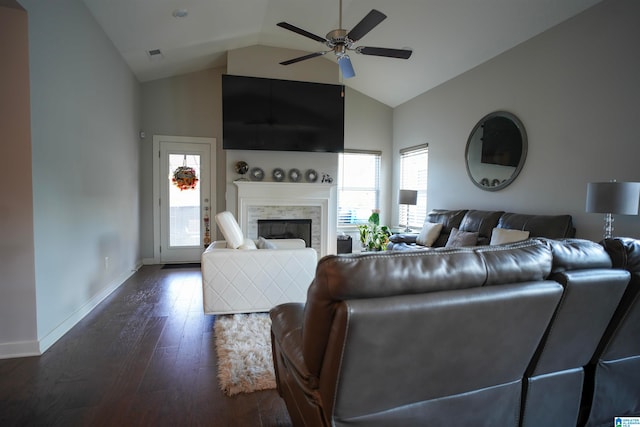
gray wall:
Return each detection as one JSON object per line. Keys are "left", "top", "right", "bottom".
{"left": 14, "top": 0, "right": 141, "bottom": 355}
{"left": 393, "top": 0, "right": 640, "bottom": 241}
{"left": 140, "top": 67, "right": 225, "bottom": 261}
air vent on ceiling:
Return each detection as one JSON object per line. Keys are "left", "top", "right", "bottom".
{"left": 146, "top": 49, "right": 164, "bottom": 61}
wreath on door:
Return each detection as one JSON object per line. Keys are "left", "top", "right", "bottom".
{"left": 171, "top": 157, "right": 199, "bottom": 191}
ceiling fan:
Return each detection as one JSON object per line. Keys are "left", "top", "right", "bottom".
{"left": 277, "top": 0, "right": 412, "bottom": 78}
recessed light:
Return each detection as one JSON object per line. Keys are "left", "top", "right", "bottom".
{"left": 172, "top": 8, "right": 188, "bottom": 18}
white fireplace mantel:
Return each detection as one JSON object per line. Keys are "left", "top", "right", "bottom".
{"left": 235, "top": 181, "right": 337, "bottom": 257}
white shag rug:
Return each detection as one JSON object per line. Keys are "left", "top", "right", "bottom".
{"left": 214, "top": 313, "right": 276, "bottom": 396}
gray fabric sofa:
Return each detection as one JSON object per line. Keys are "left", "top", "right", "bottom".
{"left": 269, "top": 237, "right": 632, "bottom": 426}
{"left": 387, "top": 209, "right": 575, "bottom": 250}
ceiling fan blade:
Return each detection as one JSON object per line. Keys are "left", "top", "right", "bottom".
{"left": 356, "top": 46, "right": 413, "bottom": 59}
{"left": 280, "top": 51, "right": 327, "bottom": 66}
{"left": 277, "top": 22, "right": 327, "bottom": 43}
{"left": 346, "top": 9, "right": 386, "bottom": 42}
{"left": 338, "top": 56, "right": 355, "bottom": 79}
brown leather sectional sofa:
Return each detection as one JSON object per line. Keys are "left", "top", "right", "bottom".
{"left": 582, "top": 237, "right": 640, "bottom": 426}
{"left": 388, "top": 209, "right": 576, "bottom": 250}
{"left": 270, "top": 237, "right": 639, "bottom": 426}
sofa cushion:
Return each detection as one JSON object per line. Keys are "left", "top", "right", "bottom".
{"left": 490, "top": 228, "right": 530, "bottom": 245}
{"left": 459, "top": 210, "right": 504, "bottom": 243}
{"left": 446, "top": 228, "right": 479, "bottom": 247}
{"left": 238, "top": 238, "right": 257, "bottom": 250}
{"left": 425, "top": 209, "right": 468, "bottom": 246}
{"left": 215, "top": 211, "right": 245, "bottom": 249}
{"left": 416, "top": 222, "right": 443, "bottom": 247}
{"left": 257, "top": 236, "right": 277, "bottom": 249}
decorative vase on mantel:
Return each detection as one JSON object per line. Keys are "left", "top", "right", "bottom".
{"left": 358, "top": 210, "right": 391, "bottom": 251}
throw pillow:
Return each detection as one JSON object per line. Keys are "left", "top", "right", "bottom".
{"left": 490, "top": 228, "right": 530, "bottom": 245}
{"left": 416, "top": 222, "right": 444, "bottom": 247}
{"left": 215, "top": 211, "right": 245, "bottom": 249}
{"left": 445, "top": 228, "right": 479, "bottom": 247}
{"left": 238, "top": 238, "right": 257, "bottom": 250}
{"left": 257, "top": 236, "right": 277, "bottom": 249}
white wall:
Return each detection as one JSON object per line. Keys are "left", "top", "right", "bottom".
{"left": 19, "top": 0, "right": 141, "bottom": 354}
{"left": 138, "top": 44, "right": 394, "bottom": 258}
{"left": 393, "top": 0, "right": 640, "bottom": 241}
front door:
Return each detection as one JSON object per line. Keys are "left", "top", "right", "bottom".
{"left": 154, "top": 136, "right": 214, "bottom": 263}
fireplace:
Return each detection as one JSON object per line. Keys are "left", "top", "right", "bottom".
{"left": 258, "top": 219, "right": 312, "bottom": 247}
{"left": 235, "top": 181, "right": 337, "bottom": 257}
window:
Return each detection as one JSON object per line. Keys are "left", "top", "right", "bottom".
{"left": 338, "top": 150, "right": 381, "bottom": 226}
{"left": 399, "top": 144, "right": 428, "bottom": 229}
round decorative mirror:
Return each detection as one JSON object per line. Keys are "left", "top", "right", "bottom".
{"left": 465, "top": 111, "right": 527, "bottom": 191}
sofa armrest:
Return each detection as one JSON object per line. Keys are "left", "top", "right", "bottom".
{"left": 201, "top": 242, "right": 318, "bottom": 314}
{"left": 270, "top": 303, "right": 319, "bottom": 391}
{"left": 389, "top": 233, "right": 419, "bottom": 244}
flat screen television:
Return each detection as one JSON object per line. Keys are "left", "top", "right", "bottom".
{"left": 480, "top": 116, "right": 522, "bottom": 167}
{"left": 222, "top": 74, "right": 344, "bottom": 152}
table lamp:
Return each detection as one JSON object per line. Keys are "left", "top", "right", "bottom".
{"left": 399, "top": 189, "right": 418, "bottom": 232}
{"left": 586, "top": 181, "right": 640, "bottom": 239}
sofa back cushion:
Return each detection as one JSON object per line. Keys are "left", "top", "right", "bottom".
{"left": 302, "top": 240, "right": 553, "bottom": 377}
{"left": 322, "top": 281, "right": 562, "bottom": 424}
{"left": 544, "top": 238, "right": 612, "bottom": 273}
{"left": 215, "top": 211, "right": 245, "bottom": 249}
{"left": 424, "top": 209, "right": 467, "bottom": 246}
{"left": 598, "top": 237, "right": 640, "bottom": 360}
{"left": 459, "top": 210, "right": 504, "bottom": 245}
{"left": 499, "top": 213, "right": 575, "bottom": 238}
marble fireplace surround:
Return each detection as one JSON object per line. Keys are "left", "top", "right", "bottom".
{"left": 235, "top": 181, "right": 337, "bottom": 257}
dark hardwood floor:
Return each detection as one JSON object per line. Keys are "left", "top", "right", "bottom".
{"left": 0, "top": 265, "right": 293, "bottom": 427}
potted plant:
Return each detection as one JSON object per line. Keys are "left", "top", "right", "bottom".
{"left": 358, "top": 210, "right": 391, "bottom": 251}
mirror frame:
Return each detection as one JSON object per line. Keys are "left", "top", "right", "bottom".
{"left": 465, "top": 111, "right": 528, "bottom": 192}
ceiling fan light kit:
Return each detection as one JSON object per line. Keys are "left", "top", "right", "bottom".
{"left": 277, "top": 1, "right": 412, "bottom": 78}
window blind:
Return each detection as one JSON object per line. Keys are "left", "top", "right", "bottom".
{"left": 400, "top": 144, "right": 428, "bottom": 229}
{"left": 338, "top": 150, "right": 381, "bottom": 226}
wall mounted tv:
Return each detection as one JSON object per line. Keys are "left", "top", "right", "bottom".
{"left": 480, "top": 116, "right": 522, "bottom": 167}
{"left": 222, "top": 74, "right": 344, "bottom": 153}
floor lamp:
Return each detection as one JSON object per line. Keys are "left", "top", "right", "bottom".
{"left": 399, "top": 189, "right": 418, "bottom": 232}
{"left": 586, "top": 181, "right": 640, "bottom": 239}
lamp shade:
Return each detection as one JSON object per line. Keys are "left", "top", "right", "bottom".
{"left": 399, "top": 189, "right": 418, "bottom": 205}
{"left": 586, "top": 181, "right": 640, "bottom": 215}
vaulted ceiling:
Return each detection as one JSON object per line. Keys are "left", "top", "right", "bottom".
{"left": 81, "top": 0, "right": 601, "bottom": 107}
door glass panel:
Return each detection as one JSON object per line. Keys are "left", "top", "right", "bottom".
{"left": 168, "top": 154, "right": 201, "bottom": 247}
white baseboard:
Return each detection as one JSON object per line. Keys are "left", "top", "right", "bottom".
{"left": 36, "top": 266, "right": 139, "bottom": 355}
{"left": 0, "top": 340, "right": 40, "bottom": 360}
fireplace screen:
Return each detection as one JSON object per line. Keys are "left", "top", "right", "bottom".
{"left": 258, "top": 219, "right": 312, "bottom": 247}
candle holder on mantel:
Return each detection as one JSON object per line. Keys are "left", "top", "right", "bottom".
{"left": 235, "top": 161, "right": 249, "bottom": 181}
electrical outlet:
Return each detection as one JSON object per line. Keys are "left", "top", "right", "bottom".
{"left": 104, "top": 256, "right": 109, "bottom": 271}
